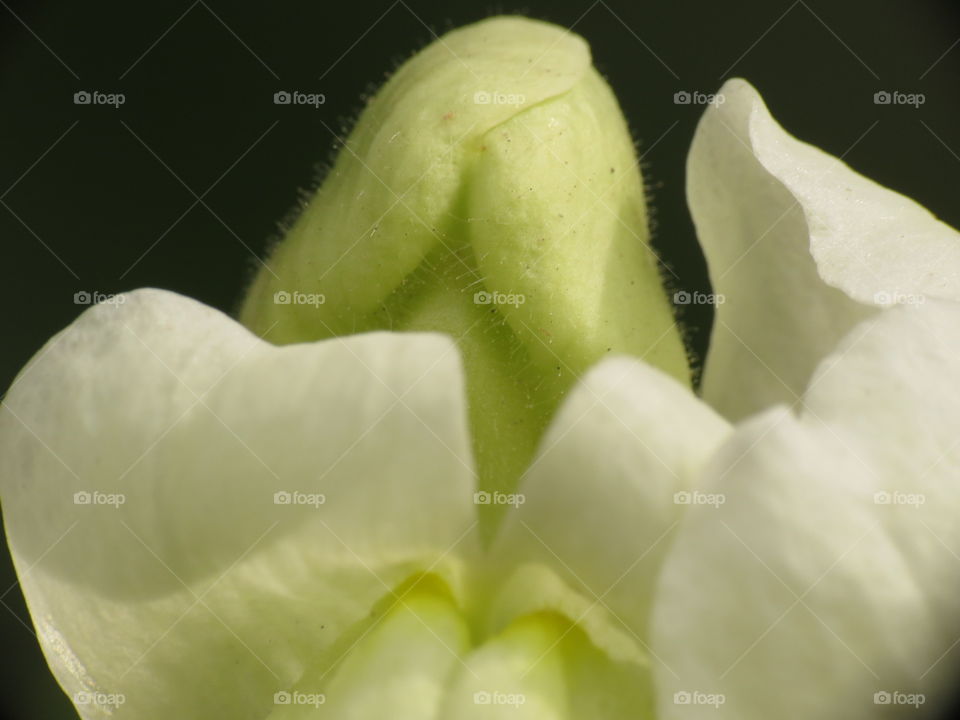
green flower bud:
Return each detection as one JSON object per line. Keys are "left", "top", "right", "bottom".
{"left": 240, "top": 16, "right": 688, "bottom": 535}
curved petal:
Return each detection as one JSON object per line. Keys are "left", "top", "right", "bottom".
{"left": 651, "top": 301, "right": 960, "bottom": 720}
{"left": 0, "top": 289, "right": 478, "bottom": 719}
{"left": 690, "top": 78, "right": 960, "bottom": 420}
{"left": 438, "top": 612, "right": 654, "bottom": 719}
{"left": 489, "top": 357, "right": 730, "bottom": 644}
{"left": 266, "top": 581, "right": 470, "bottom": 719}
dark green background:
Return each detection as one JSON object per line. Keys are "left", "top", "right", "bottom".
{"left": 1, "top": 0, "right": 958, "bottom": 717}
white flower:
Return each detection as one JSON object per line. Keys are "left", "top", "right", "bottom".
{"left": 3, "top": 16, "right": 960, "bottom": 720}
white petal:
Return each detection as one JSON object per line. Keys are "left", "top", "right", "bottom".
{"left": 0, "top": 289, "right": 478, "bottom": 719}
{"left": 438, "top": 612, "right": 654, "bottom": 719}
{"left": 266, "top": 581, "right": 470, "bottom": 719}
{"left": 690, "top": 79, "right": 960, "bottom": 420}
{"left": 651, "top": 301, "right": 960, "bottom": 720}
{"left": 489, "top": 357, "right": 730, "bottom": 646}
{"left": 439, "top": 614, "right": 569, "bottom": 719}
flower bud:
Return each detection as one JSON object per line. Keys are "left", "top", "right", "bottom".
{"left": 241, "top": 16, "right": 688, "bottom": 534}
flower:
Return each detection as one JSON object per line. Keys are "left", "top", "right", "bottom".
{"left": 3, "top": 15, "right": 960, "bottom": 720}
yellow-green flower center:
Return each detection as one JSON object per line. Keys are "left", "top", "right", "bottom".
{"left": 267, "top": 570, "right": 653, "bottom": 718}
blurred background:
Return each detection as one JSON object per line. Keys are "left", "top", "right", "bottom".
{"left": 1, "top": 0, "right": 958, "bottom": 717}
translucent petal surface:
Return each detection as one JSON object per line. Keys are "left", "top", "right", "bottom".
{"left": 491, "top": 357, "right": 729, "bottom": 640}
{"left": 652, "top": 301, "right": 960, "bottom": 720}
{"left": 0, "top": 289, "right": 477, "bottom": 719}
{"left": 690, "top": 79, "right": 960, "bottom": 419}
